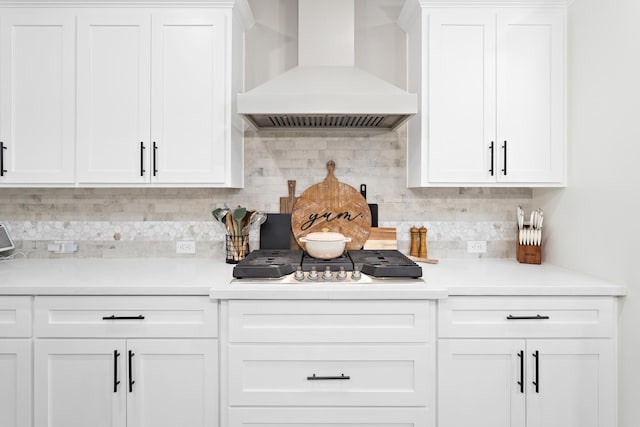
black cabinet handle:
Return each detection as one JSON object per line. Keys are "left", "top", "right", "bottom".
{"left": 152, "top": 142, "right": 158, "bottom": 176}
{"left": 140, "top": 141, "right": 146, "bottom": 177}
{"left": 306, "top": 373, "right": 350, "bottom": 380}
{"left": 113, "top": 350, "right": 121, "bottom": 393}
{"left": 506, "top": 314, "right": 550, "bottom": 320}
{"left": 102, "top": 315, "right": 145, "bottom": 320}
{"left": 128, "top": 350, "right": 135, "bottom": 392}
{"left": 489, "top": 141, "right": 494, "bottom": 176}
{"left": 0, "top": 142, "right": 6, "bottom": 176}
{"left": 501, "top": 140, "right": 507, "bottom": 175}
{"left": 532, "top": 350, "right": 539, "bottom": 393}
{"left": 517, "top": 350, "right": 524, "bottom": 393}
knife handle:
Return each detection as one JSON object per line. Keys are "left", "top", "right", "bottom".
{"left": 360, "top": 184, "right": 367, "bottom": 199}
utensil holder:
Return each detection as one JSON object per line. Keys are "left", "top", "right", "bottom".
{"left": 516, "top": 227, "right": 541, "bottom": 265}
{"left": 226, "top": 234, "right": 250, "bottom": 264}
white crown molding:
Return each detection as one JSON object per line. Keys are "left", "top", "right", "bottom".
{"left": 0, "top": 0, "right": 250, "bottom": 8}
{"left": 411, "top": 0, "right": 569, "bottom": 7}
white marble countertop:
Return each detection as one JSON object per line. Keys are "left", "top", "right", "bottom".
{"left": 0, "top": 257, "right": 626, "bottom": 298}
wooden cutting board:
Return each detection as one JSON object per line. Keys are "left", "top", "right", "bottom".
{"left": 363, "top": 227, "right": 397, "bottom": 250}
{"left": 291, "top": 161, "right": 372, "bottom": 250}
{"left": 279, "top": 180, "right": 298, "bottom": 213}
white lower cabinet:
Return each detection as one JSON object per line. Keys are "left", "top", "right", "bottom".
{"left": 0, "top": 296, "right": 32, "bottom": 427}
{"left": 33, "top": 296, "right": 219, "bottom": 427}
{"left": 0, "top": 340, "right": 32, "bottom": 427}
{"left": 437, "top": 297, "right": 617, "bottom": 427}
{"left": 228, "top": 344, "right": 430, "bottom": 407}
{"left": 228, "top": 407, "right": 433, "bottom": 427}
{"left": 223, "top": 300, "right": 436, "bottom": 426}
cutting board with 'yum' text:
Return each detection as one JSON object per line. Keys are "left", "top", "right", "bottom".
{"left": 291, "top": 161, "right": 372, "bottom": 250}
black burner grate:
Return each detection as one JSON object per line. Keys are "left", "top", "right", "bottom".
{"left": 348, "top": 250, "right": 423, "bottom": 278}
{"left": 232, "top": 250, "right": 302, "bottom": 278}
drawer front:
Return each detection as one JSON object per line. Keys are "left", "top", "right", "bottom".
{"left": 0, "top": 296, "right": 31, "bottom": 337}
{"left": 228, "top": 344, "right": 432, "bottom": 407}
{"left": 438, "top": 296, "right": 615, "bottom": 338}
{"left": 34, "top": 296, "right": 217, "bottom": 338}
{"left": 228, "top": 300, "right": 433, "bottom": 343}
{"left": 228, "top": 407, "right": 434, "bottom": 427}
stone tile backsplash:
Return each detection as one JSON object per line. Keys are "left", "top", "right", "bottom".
{"left": 0, "top": 128, "right": 531, "bottom": 258}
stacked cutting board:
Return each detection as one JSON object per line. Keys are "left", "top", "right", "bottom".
{"left": 280, "top": 180, "right": 299, "bottom": 249}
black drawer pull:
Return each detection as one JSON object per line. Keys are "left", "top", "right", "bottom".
{"left": 517, "top": 350, "right": 524, "bottom": 393}
{"left": 307, "top": 373, "right": 350, "bottom": 381}
{"left": 140, "top": 141, "right": 146, "bottom": 177}
{"left": 489, "top": 141, "right": 495, "bottom": 176}
{"left": 113, "top": 350, "right": 121, "bottom": 393}
{"left": 506, "top": 314, "right": 550, "bottom": 320}
{"left": 102, "top": 315, "right": 145, "bottom": 320}
{"left": 532, "top": 350, "right": 540, "bottom": 393}
{"left": 128, "top": 350, "right": 135, "bottom": 392}
{"left": 1, "top": 141, "right": 7, "bottom": 176}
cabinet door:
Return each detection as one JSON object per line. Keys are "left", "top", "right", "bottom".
{"left": 150, "top": 12, "right": 227, "bottom": 184}
{"left": 496, "top": 10, "right": 565, "bottom": 184}
{"left": 438, "top": 339, "right": 525, "bottom": 427}
{"left": 34, "top": 339, "right": 126, "bottom": 427}
{"left": 0, "top": 13, "right": 75, "bottom": 184}
{"left": 126, "top": 339, "right": 218, "bottom": 427}
{"left": 526, "top": 339, "right": 615, "bottom": 427}
{"left": 0, "top": 340, "right": 31, "bottom": 427}
{"left": 76, "top": 14, "right": 151, "bottom": 184}
{"left": 427, "top": 11, "right": 496, "bottom": 184}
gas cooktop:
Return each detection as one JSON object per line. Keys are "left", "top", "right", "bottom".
{"left": 232, "top": 249, "right": 422, "bottom": 283}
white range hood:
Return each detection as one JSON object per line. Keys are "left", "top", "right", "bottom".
{"left": 237, "top": 0, "right": 417, "bottom": 131}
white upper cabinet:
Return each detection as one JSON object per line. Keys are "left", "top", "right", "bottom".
{"left": 400, "top": 2, "right": 566, "bottom": 187}
{"left": 150, "top": 13, "right": 227, "bottom": 185}
{"left": 0, "top": 1, "right": 251, "bottom": 187}
{"left": 0, "top": 12, "right": 75, "bottom": 184}
{"left": 76, "top": 8, "right": 247, "bottom": 187}
{"left": 76, "top": 13, "right": 151, "bottom": 184}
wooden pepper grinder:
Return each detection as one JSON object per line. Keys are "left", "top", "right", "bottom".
{"left": 410, "top": 226, "right": 420, "bottom": 257}
{"left": 418, "top": 226, "right": 428, "bottom": 259}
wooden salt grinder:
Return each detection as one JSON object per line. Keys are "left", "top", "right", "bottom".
{"left": 410, "top": 226, "right": 420, "bottom": 257}
{"left": 418, "top": 226, "right": 428, "bottom": 258}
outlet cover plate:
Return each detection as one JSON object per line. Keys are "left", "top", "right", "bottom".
{"left": 467, "top": 240, "right": 487, "bottom": 254}
{"left": 176, "top": 241, "right": 196, "bottom": 254}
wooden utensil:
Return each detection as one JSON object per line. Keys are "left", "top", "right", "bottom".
{"left": 291, "top": 161, "right": 372, "bottom": 250}
{"left": 279, "top": 180, "right": 298, "bottom": 213}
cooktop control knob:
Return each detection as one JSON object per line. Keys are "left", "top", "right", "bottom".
{"left": 351, "top": 266, "right": 361, "bottom": 281}
{"left": 308, "top": 266, "right": 319, "bottom": 281}
{"left": 336, "top": 266, "right": 347, "bottom": 281}
{"left": 322, "top": 266, "right": 334, "bottom": 281}
{"left": 294, "top": 267, "right": 305, "bottom": 281}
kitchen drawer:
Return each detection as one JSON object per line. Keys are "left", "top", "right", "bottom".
{"left": 438, "top": 296, "right": 615, "bottom": 338}
{"left": 228, "top": 407, "right": 433, "bottom": 427}
{"left": 0, "top": 296, "right": 32, "bottom": 337}
{"left": 34, "top": 296, "right": 217, "bottom": 338}
{"left": 228, "top": 344, "right": 432, "bottom": 407}
{"left": 228, "top": 300, "right": 433, "bottom": 343}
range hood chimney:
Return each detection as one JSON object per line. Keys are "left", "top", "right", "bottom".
{"left": 237, "top": 0, "right": 417, "bottom": 131}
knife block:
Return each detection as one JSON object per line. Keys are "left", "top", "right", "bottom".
{"left": 516, "top": 227, "right": 541, "bottom": 265}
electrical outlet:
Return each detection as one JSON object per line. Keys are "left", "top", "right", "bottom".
{"left": 48, "top": 240, "right": 78, "bottom": 254}
{"left": 467, "top": 240, "right": 487, "bottom": 254}
{"left": 176, "top": 241, "right": 196, "bottom": 254}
